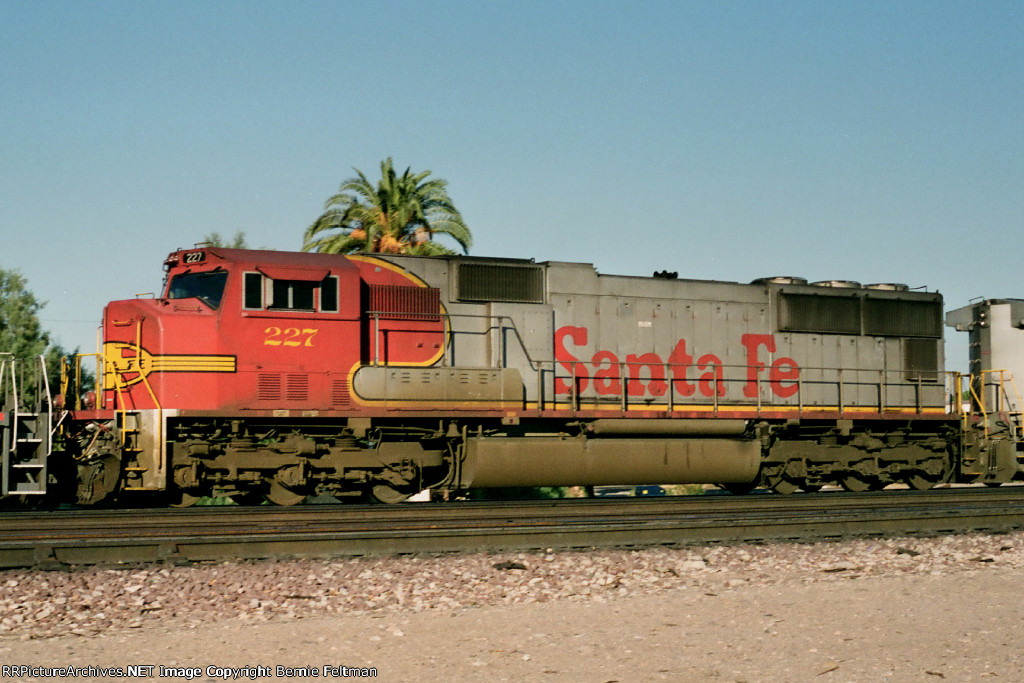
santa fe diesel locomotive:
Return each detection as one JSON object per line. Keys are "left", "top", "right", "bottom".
{"left": 1, "top": 247, "right": 1022, "bottom": 505}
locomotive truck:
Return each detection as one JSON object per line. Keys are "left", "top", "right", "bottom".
{"left": 1, "top": 247, "right": 1021, "bottom": 505}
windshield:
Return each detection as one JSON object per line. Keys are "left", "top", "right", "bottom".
{"left": 167, "top": 270, "right": 229, "bottom": 308}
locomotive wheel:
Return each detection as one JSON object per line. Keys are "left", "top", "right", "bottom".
{"left": 839, "top": 475, "right": 876, "bottom": 493}
{"left": 802, "top": 483, "right": 823, "bottom": 493}
{"left": 905, "top": 474, "right": 939, "bottom": 491}
{"left": 369, "top": 484, "right": 414, "bottom": 504}
{"left": 266, "top": 481, "right": 305, "bottom": 506}
{"left": 905, "top": 464, "right": 950, "bottom": 491}
{"left": 720, "top": 482, "right": 756, "bottom": 495}
{"left": 169, "top": 491, "right": 200, "bottom": 508}
{"left": 769, "top": 478, "right": 799, "bottom": 495}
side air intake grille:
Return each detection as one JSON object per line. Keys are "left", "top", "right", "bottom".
{"left": 779, "top": 293, "right": 942, "bottom": 338}
{"left": 331, "top": 379, "right": 351, "bottom": 406}
{"left": 257, "top": 374, "right": 282, "bottom": 401}
{"left": 864, "top": 299, "right": 942, "bottom": 338}
{"left": 285, "top": 374, "right": 309, "bottom": 401}
{"left": 904, "top": 338, "right": 939, "bottom": 382}
{"left": 779, "top": 294, "right": 861, "bottom": 335}
{"left": 368, "top": 285, "right": 441, "bottom": 320}
{"left": 457, "top": 263, "right": 544, "bottom": 303}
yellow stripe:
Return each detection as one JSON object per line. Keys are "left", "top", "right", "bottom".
{"left": 521, "top": 401, "right": 948, "bottom": 414}
{"left": 346, "top": 255, "right": 449, "bottom": 368}
{"left": 151, "top": 357, "right": 237, "bottom": 371}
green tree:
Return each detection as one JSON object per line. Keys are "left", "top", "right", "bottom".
{"left": 202, "top": 231, "right": 249, "bottom": 248}
{"left": 0, "top": 268, "right": 77, "bottom": 405}
{"left": 0, "top": 269, "right": 50, "bottom": 361}
{"left": 303, "top": 158, "right": 472, "bottom": 256}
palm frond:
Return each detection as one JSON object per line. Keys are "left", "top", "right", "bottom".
{"left": 305, "top": 159, "right": 472, "bottom": 255}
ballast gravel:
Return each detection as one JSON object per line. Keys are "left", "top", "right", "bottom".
{"left": 1, "top": 531, "right": 1024, "bottom": 680}
{"left": 0, "top": 532, "right": 1017, "bottom": 638}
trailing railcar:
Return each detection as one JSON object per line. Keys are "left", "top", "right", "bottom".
{"left": 3, "top": 247, "right": 1022, "bottom": 505}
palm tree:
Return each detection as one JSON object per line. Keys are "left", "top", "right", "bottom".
{"left": 303, "top": 158, "right": 472, "bottom": 256}
{"left": 202, "top": 231, "right": 249, "bottom": 248}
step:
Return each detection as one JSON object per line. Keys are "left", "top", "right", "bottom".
{"left": 9, "top": 484, "right": 45, "bottom": 494}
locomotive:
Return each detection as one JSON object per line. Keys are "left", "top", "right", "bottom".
{"left": 1, "top": 247, "right": 1022, "bottom": 505}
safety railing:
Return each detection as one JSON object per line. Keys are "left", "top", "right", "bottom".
{"left": 0, "top": 353, "right": 52, "bottom": 414}
{"left": 0, "top": 354, "right": 52, "bottom": 495}
{"left": 545, "top": 360, "right": 943, "bottom": 416}
{"left": 60, "top": 353, "right": 102, "bottom": 411}
{"left": 365, "top": 311, "right": 950, "bottom": 416}
{"left": 951, "top": 369, "right": 1024, "bottom": 440}
{"left": 367, "top": 310, "right": 543, "bottom": 371}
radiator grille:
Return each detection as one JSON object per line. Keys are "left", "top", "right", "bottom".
{"left": 864, "top": 299, "right": 942, "bottom": 338}
{"left": 904, "top": 338, "right": 940, "bottom": 382}
{"left": 457, "top": 262, "right": 544, "bottom": 303}
{"left": 779, "top": 293, "right": 861, "bottom": 335}
{"left": 368, "top": 285, "right": 441, "bottom": 320}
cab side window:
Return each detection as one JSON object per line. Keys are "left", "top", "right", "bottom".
{"left": 270, "top": 280, "right": 316, "bottom": 310}
{"left": 244, "top": 273, "right": 263, "bottom": 309}
{"left": 243, "top": 272, "right": 339, "bottom": 313}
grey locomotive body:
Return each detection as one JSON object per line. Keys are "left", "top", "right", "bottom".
{"left": 356, "top": 254, "right": 954, "bottom": 494}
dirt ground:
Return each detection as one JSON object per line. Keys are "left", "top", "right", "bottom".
{"left": 1, "top": 566, "right": 1020, "bottom": 682}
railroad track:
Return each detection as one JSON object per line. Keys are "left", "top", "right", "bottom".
{"left": 1, "top": 487, "right": 1023, "bottom": 569}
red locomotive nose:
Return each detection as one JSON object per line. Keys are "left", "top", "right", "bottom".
{"left": 100, "top": 291, "right": 233, "bottom": 411}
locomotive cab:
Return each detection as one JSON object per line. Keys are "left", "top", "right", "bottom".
{"left": 91, "top": 248, "right": 376, "bottom": 503}
{"left": 102, "top": 247, "right": 365, "bottom": 414}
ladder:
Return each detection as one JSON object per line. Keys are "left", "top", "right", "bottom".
{"left": 971, "top": 369, "right": 1024, "bottom": 441}
{"left": 0, "top": 356, "right": 52, "bottom": 496}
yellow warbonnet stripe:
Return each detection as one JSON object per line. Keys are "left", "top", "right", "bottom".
{"left": 346, "top": 255, "right": 449, "bottom": 368}
{"left": 103, "top": 342, "right": 236, "bottom": 389}
{"left": 151, "top": 357, "right": 237, "bottom": 370}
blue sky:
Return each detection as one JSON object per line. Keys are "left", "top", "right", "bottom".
{"left": 1, "top": 1, "right": 1021, "bottom": 370}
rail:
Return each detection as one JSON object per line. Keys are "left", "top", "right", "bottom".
{"left": 2, "top": 488, "right": 1024, "bottom": 569}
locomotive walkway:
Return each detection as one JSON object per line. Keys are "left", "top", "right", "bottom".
{"left": 0, "top": 487, "right": 1022, "bottom": 569}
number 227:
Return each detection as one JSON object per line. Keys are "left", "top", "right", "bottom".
{"left": 264, "top": 327, "right": 318, "bottom": 347}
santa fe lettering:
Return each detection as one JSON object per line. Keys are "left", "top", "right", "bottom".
{"left": 554, "top": 326, "right": 800, "bottom": 399}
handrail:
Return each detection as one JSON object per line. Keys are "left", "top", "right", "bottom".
{"left": 132, "top": 321, "right": 162, "bottom": 414}
{"left": 38, "top": 357, "right": 51, "bottom": 459}
{"left": 368, "top": 311, "right": 949, "bottom": 417}
{"left": 549, "top": 359, "right": 944, "bottom": 415}
{"left": 95, "top": 321, "right": 165, "bottom": 487}
{"left": 0, "top": 355, "right": 11, "bottom": 412}
{"left": 366, "top": 310, "right": 543, "bottom": 371}
{"left": 966, "top": 369, "right": 1024, "bottom": 440}
{"left": 62, "top": 353, "right": 102, "bottom": 411}
{"left": 0, "top": 355, "right": 50, "bottom": 413}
